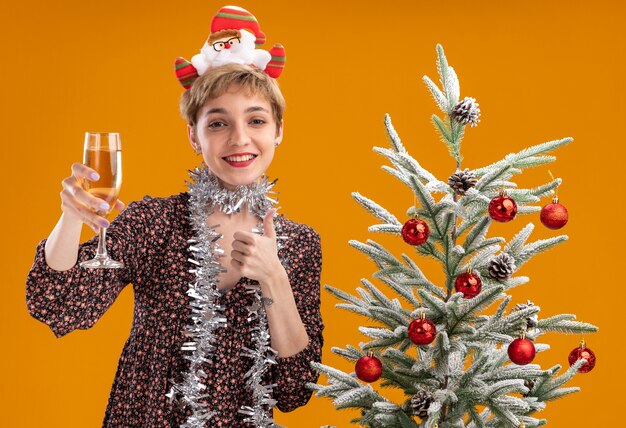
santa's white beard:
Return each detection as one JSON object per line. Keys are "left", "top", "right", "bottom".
{"left": 211, "top": 46, "right": 254, "bottom": 66}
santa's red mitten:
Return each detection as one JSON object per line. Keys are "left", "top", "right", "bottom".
{"left": 175, "top": 57, "right": 199, "bottom": 89}
{"left": 265, "top": 44, "right": 285, "bottom": 78}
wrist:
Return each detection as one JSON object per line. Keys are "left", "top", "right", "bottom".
{"left": 61, "top": 211, "right": 83, "bottom": 226}
{"left": 261, "top": 261, "right": 288, "bottom": 290}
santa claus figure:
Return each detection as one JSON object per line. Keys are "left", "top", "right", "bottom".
{"left": 175, "top": 5, "right": 286, "bottom": 89}
{"left": 192, "top": 27, "right": 271, "bottom": 74}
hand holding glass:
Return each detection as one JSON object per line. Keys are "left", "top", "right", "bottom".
{"left": 80, "top": 132, "right": 123, "bottom": 268}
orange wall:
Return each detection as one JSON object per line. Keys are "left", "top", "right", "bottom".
{"left": 1, "top": 0, "right": 623, "bottom": 426}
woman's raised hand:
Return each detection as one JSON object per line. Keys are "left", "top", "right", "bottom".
{"left": 60, "top": 163, "right": 125, "bottom": 232}
{"left": 230, "top": 209, "right": 283, "bottom": 283}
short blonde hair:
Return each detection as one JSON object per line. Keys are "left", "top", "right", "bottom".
{"left": 180, "top": 63, "right": 285, "bottom": 132}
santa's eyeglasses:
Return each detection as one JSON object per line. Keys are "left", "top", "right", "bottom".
{"left": 212, "top": 37, "right": 241, "bottom": 52}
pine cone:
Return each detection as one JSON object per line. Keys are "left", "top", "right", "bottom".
{"left": 488, "top": 252, "right": 516, "bottom": 280}
{"left": 411, "top": 390, "right": 433, "bottom": 418}
{"left": 513, "top": 300, "right": 539, "bottom": 328}
{"left": 448, "top": 168, "right": 477, "bottom": 195}
{"left": 523, "top": 378, "right": 536, "bottom": 397}
{"left": 451, "top": 97, "right": 481, "bottom": 127}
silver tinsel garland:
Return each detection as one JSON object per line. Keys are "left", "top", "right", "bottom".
{"left": 166, "top": 165, "right": 287, "bottom": 427}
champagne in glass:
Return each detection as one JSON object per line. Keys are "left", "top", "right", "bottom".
{"left": 80, "top": 132, "right": 124, "bottom": 268}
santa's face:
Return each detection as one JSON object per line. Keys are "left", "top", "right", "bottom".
{"left": 211, "top": 35, "right": 241, "bottom": 52}
{"left": 201, "top": 29, "right": 257, "bottom": 63}
{"left": 188, "top": 86, "right": 283, "bottom": 190}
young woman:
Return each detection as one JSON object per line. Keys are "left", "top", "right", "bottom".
{"left": 25, "top": 62, "right": 323, "bottom": 426}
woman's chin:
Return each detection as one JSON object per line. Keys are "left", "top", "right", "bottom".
{"left": 217, "top": 173, "right": 262, "bottom": 190}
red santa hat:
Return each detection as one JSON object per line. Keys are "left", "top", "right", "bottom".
{"left": 210, "top": 5, "right": 266, "bottom": 47}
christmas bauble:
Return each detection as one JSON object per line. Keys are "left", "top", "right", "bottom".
{"left": 540, "top": 199, "right": 568, "bottom": 229}
{"left": 408, "top": 317, "right": 437, "bottom": 345}
{"left": 488, "top": 194, "right": 518, "bottom": 222}
{"left": 568, "top": 343, "right": 596, "bottom": 373}
{"left": 454, "top": 271, "right": 482, "bottom": 298}
{"left": 508, "top": 337, "right": 536, "bottom": 365}
{"left": 401, "top": 218, "right": 430, "bottom": 245}
{"left": 355, "top": 354, "right": 383, "bottom": 382}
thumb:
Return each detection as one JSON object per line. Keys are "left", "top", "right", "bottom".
{"left": 263, "top": 208, "right": 277, "bottom": 239}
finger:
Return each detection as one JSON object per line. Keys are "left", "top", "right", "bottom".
{"left": 64, "top": 202, "right": 110, "bottom": 231}
{"left": 64, "top": 182, "right": 111, "bottom": 213}
{"left": 263, "top": 209, "right": 276, "bottom": 239}
{"left": 114, "top": 199, "right": 126, "bottom": 210}
{"left": 231, "top": 249, "right": 247, "bottom": 261}
{"left": 233, "top": 230, "right": 256, "bottom": 245}
{"left": 61, "top": 175, "right": 80, "bottom": 197}
{"left": 61, "top": 172, "right": 109, "bottom": 212}
{"left": 71, "top": 162, "right": 100, "bottom": 181}
{"left": 230, "top": 257, "right": 244, "bottom": 270}
{"left": 232, "top": 240, "right": 250, "bottom": 255}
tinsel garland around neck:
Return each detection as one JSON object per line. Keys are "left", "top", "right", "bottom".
{"left": 193, "top": 165, "right": 278, "bottom": 215}
{"left": 166, "top": 166, "right": 286, "bottom": 427}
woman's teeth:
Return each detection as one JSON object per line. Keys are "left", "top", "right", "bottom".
{"left": 224, "top": 154, "right": 256, "bottom": 162}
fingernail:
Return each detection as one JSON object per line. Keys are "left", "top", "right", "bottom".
{"left": 99, "top": 219, "right": 110, "bottom": 228}
{"left": 91, "top": 225, "right": 99, "bottom": 233}
{"left": 90, "top": 172, "right": 100, "bottom": 180}
{"left": 100, "top": 202, "right": 110, "bottom": 211}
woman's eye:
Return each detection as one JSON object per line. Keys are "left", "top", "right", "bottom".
{"left": 208, "top": 121, "right": 225, "bottom": 129}
{"left": 250, "top": 119, "right": 266, "bottom": 125}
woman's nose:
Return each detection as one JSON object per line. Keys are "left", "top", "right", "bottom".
{"left": 229, "top": 122, "right": 251, "bottom": 145}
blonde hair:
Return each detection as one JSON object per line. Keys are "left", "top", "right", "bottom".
{"left": 180, "top": 63, "right": 285, "bottom": 132}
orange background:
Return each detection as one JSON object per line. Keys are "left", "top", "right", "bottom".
{"left": 1, "top": 0, "right": 623, "bottom": 426}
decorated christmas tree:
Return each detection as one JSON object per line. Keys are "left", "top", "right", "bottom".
{"left": 310, "top": 45, "right": 598, "bottom": 427}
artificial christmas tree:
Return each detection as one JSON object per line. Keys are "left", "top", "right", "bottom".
{"left": 310, "top": 45, "right": 598, "bottom": 427}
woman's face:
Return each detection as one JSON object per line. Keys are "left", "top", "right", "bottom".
{"left": 188, "top": 85, "right": 283, "bottom": 190}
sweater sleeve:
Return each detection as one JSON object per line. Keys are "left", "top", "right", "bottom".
{"left": 271, "top": 225, "right": 324, "bottom": 412}
{"left": 25, "top": 197, "right": 156, "bottom": 338}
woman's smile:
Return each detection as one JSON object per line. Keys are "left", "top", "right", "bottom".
{"left": 222, "top": 152, "right": 258, "bottom": 167}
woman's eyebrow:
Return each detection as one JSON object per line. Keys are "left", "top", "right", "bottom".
{"left": 205, "top": 107, "right": 227, "bottom": 115}
{"left": 245, "top": 106, "right": 269, "bottom": 113}
{"left": 205, "top": 106, "right": 268, "bottom": 116}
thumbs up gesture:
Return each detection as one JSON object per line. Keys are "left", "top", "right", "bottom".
{"left": 262, "top": 207, "right": 277, "bottom": 241}
{"left": 231, "top": 208, "right": 283, "bottom": 282}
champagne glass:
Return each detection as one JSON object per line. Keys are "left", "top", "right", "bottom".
{"left": 79, "top": 132, "right": 124, "bottom": 268}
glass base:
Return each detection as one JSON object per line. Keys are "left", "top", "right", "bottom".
{"left": 80, "top": 256, "right": 124, "bottom": 269}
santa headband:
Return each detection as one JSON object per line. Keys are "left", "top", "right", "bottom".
{"left": 175, "top": 5, "right": 286, "bottom": 89}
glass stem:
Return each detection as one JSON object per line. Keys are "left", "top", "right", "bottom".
{"left": 96, "top": 226, "right": 108, "bottom": 259}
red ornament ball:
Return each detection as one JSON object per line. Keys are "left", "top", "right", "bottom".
{"left": 508, "top": 338, "right": 536, "bottom": 365}
{"left": 454, "top": 271, "right": 483, "bottom": 298}
{"left": 489, "top": 195, "right": 518, "bottom": 222}
{"left": 568, "top": 344, "right": 596, "bottom": 373}
{"left": 540, "top": 200, "right": 569, "bottom": 229}
{"left": 408, "top": 317, "right": 437, "bottom": 345}
{"left": 355, "top": 355, "right": 383, "bottom": 382}
{"left": 401, "top": 218, "right": 430, "bottom": 245}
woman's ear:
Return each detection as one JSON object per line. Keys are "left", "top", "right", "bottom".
{"left": 187, "top": 124, "right": 200, "bottom": 152}
{"left": 275, "top": 121, "right": 284, "bottom": 147}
